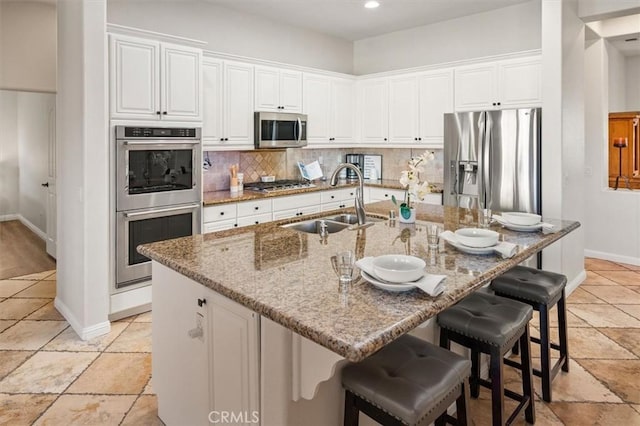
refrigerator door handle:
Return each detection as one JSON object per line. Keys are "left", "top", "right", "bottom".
{"left": 482, "top": 114, "right": 492, "bottom": 208}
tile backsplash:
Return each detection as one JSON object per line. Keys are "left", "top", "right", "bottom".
{"left": 202, "top": 147, "right": 444, "bottom": 191}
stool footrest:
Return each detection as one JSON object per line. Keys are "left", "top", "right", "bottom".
{"left": 504, "top": 355, "right": 568, "bottom": 381}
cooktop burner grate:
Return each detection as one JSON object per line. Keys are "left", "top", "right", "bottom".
{"left": 244, "top": 179, "right": 316, "bottom": 193}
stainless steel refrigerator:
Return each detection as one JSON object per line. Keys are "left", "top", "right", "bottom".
{"left": 443, "top": 108, "right": 541, "bottom": 214}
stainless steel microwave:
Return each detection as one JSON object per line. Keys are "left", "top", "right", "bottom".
{"left": 254, "top": 112, "right": 307, "bottom": 149}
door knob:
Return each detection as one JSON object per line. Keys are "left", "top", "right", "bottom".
{"left": 41, "top": 182, "right": 49, "bottom": 188}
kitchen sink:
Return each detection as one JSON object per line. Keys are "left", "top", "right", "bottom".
{"left": 326, "top": 214, "right": 384, "bottom": 225}
{"left": 283, "top": 220, "right": 350, "bottom": 234}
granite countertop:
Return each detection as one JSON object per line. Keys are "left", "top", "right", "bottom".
{"left": 138, "top": 202, "right": 580, "bottom": 362}
{"left": 202, "top": 179, "right": 443, "bottom": 206}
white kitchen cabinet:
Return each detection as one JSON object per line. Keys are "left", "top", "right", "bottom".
{"left": 361, "top": 70, "right": 452, "bottom": 148}
{"left": 358, "top": 78, "right": 389, "bottom": 145}
{"left": 414, "top": 192, "right": 443, "bottom": 206}
{"left": 153, "top": 263, "right": 211, "bottom": 426}
{"left": 237, "top": 199, "right": 272, "bottom": 217}
{"left": 303, "top": 73, "right": 355, "bottom": 147}
{"left": 110, "top": 34, "right": 202, "bottom": 122}
{"left": 368, "top": 187, "right": 406, "bottom": 203}
{"left": 272, "top": 192, "right": 322, "bottom": 220}
{"left": 153, "top": 263, "right": 259, "bottom": 426}
{"left": 202, "top": 59, "right": 254, "bottom": 150}
{"left": 454, "top": 56, "right": 541, "bottom": 111}
{"left": 320, "top": 187, "right": 356, "bottom": 212}
{"left": 255, "top": 66, "right": 303, "bottom": 112}
{"left": 203, "top": 203, "right": 238, "bottom": 233}
{"left": 210, "top": 292, "right": 260, "bottom": 425}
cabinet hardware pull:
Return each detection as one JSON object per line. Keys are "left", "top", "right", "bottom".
{"left": 162, "top": 111, "right": 167, "bottom": 115}
{"left": 255, "top": 206, "right": 259, "bottom": 210}
{"left": 156, "top": 111, "right": 161, "bottom": 115}
{"left": 197, "top": 298, "right": 206, "bottom": 307}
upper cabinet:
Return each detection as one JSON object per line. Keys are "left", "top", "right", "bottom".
{"left": 454, "top": 56, "right": 541, "bottom": 111}
{"left": 358, "top": 69, "right": 453, "bottom": 148}
{"left": 202, "top": 58, "right": 254, "bottom": 150}
{"left": 109, "top": 34, "right": 202, "bottom": 122}
{"left": 303, "top": 73, "right": 355, "bottom": 147}
{"left": 255, "top": 66, "right": 303, "bottom": 113}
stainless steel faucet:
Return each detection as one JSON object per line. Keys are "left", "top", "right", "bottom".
{"left": 330, "top": 163, "right": 366, "bottom": 226}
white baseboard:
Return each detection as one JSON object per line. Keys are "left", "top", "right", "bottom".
{"left": 0, "top": 213, "right": 46, "bottom": 241}
{"left": 54, "top": 297, "right": 111, "bottom": 340}
{"left": 0, "top": 213, "right": 19, "bottom": 222}
{"left": 584, "top": 249, "right": 640, "bottom": 267}
{"left": 566, "top": 269, "right": 586, "bottom": 296}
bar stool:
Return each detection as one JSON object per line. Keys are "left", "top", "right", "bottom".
{"left": 491, "top": 265, "right": 569, "bottom": 402}
{"left": 342, "top": 334, "right": 471, "bottom": 426}
{"left": 437, "top": 292, "right": 535, "bottom": 426}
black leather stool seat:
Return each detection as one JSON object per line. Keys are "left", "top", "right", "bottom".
{"left": 342, "top": 334, "right": 471, "bottom": 425}
{"left": 491, "top": 265, "right": 567, "bottom": 304}
{"left": 437, "top": 292, "right": 533, "bottom": 349}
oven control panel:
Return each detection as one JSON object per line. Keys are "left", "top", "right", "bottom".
{"left": 120, "top": 127, "right": 198, "bottom": 138}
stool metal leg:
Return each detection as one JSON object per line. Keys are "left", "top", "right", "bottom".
{"left": 558, "top": 290, "right": 570, "bottom": 373}
{"left": 489, "top": 347, "right": 504, "bottom": 426}
{"left": 520, "top": 326, "right": 536, "bottom": 424}
{"left": 539, "top": 304, "right": 552, "bottom": 402}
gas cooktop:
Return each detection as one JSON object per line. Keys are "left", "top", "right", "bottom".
{"left": 244, "top": 179, "right": 316, "bottom": 193}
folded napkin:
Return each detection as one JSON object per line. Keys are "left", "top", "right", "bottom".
{"left": 492, "top": 215, "right": 556, "bottom": 231}
{"left": 355, "top": 257, "right": 446, "bottom": 297}
{"left": 440, "top": 230, "right": 518, "bottom": 259}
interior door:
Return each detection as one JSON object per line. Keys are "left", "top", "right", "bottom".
{"left": 45, "top": 104, "right": 57, "bottom": 258}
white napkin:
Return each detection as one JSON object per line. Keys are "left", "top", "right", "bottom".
{"left": 440, "top": 230, "right": 518, "bottom": 259}
{"left": 492, "top": 214, "right": 556, "bottom": 231}
{"left": 355, "top": 257, "right": 446, "bottom": 297}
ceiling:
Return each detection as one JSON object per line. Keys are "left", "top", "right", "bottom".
{"left": 203, "top": 0, "right": 532, "bottom": 41}
{"left": 609, "top": 34, "right": 640, "bottom": 56}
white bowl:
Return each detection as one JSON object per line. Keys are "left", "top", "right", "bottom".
{"left": 454, "top": 228, "right": 499, "bottom": 248}
{"left": 501, "top": 212, "right": 541, "bottom": 226}
{"left": 372, "top": 255, "right": 426, "bottom": 283}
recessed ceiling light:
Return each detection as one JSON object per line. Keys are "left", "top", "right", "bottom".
{"left": 364, "top": 1, "right": 380, "bottom": 9}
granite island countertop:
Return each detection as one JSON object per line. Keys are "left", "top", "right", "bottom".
{"left": 138, "top": 202, "right": 580, "bottom": 362}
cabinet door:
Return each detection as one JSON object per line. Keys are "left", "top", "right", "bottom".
{"left": 110, "top": 35, "right": 160, "bottom": 120}
{"left": 254, "top": 66, "right": 280, "bottom": 111}
{"left": 331, "top": 78, "right": 355, "bottom": 144}
{"left": 153, "top": 263, "right": 210, "bottom": 426}
{"left": 224, "top": 61, "right": 255, "bottom": 147}
{"left": 418, "top": 69, "right": 453, "bottom": 146}
{"left": 498, "top": 57, "right": 542, "bottom": 108}
{"left": 210, "top": 293, "right": 260, "bottom": 425}
{"left": 388, "top": 75, "right": 419, "bottom": 144}
{"left": 358, "top": 79, "right": 389, "bottom": 144}
{"left": 303, "top": 74, "right": 331, "bottom": 144}
{"left": 161, "top": 43, "right": 202, "bottom": 121}
{"left": 369, "top": 187, "right": 405, "bottom": 202}
{"left": 202, "top": 58, "right": 223, "bottom": 146}
{"left": 279, "top": 70, "right": 303, "bottom": 112}
{"left": 454, "top": 63, "right": 497, "bottom": 111}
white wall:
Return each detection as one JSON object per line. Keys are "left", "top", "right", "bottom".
{"left": 0, "top": 1, "right": 56, "bottom": 92}
{"left": 0, "top": 91, "right": 19, "bottom": 218}
{"left": 56, "top": 0, "right": 110, "bottom": 340}
{"left": 607, "top": 41, "right": 627, "bottom": 112}
{"left": 584, "top": 39, "right": 640, "bottom": 265}
{"left": 353, "top": 0, "right": 541, "bottom": 75}
{"left": 107, "top": 0, "right": 353, "bottom": 74}
{"left": 626, "top": 55, "right": 640, "bottom": 110}
{"left": 17, "top": 92, "right": 55, "bottom": 232}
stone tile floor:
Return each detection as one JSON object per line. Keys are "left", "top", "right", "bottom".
{"left": 0, "top": 259, "right": 639, "bottom": 425}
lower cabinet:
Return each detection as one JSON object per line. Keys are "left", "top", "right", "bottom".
{"left": 153, "top": 262, "right": 259, "bottom": 426}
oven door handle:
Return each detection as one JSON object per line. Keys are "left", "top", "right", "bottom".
{"left": 124, "top": 204, "right": 200, "bottom": 218}
{"left": 123, "top": 140, "right": 201, "bottom": 146}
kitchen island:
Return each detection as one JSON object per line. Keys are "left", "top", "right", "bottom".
{"left": 139, "top": 201, "right": 580, "bottom": 426}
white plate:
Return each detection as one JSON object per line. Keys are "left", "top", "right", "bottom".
{"left": 499, "top": 222, "right": 543, "bottom": 232}
{"left": 361, "top": 270, "right": 417, "bottom": 292}
{"left": 444, "top": 239, "right": 497, "bottom": 255}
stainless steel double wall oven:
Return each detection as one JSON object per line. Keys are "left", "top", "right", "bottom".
{"left": 115, "top": 126, "right": 202, "bottom": 289}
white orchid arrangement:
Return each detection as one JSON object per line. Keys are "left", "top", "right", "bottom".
{"left": 392, "top": 151, "right": 435, "bottom": 219}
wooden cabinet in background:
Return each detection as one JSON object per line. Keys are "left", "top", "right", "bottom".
{"left": 608, "top": 112, "right": 640, "bottom": 189}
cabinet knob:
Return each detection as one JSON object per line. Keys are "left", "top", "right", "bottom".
{"left": 225, "top": 138, "right": 229, "bottom": 141}
{"left": 255, "top": 206, "right": 259, "bottom": 210}
{"left": 234, "top": 224, "right": 238, "bottom": 227}
{"left": 418, "top": 137, "right": 422, "bottom": 141}
{"left": 384, "top": 138, "right": 387, "bottom": 141}
{"left": 220, "top": 138, "right": 224, "bottom": 142}
{"left": 492, "top": 102, "right": 497, "bottom": 106}
{"left": 220, "top": 212, "right": 224, "bottom": 216}
{"left": 156, "top": 111, "right": 161, "bottom": 115}
{"left": 162, "top": 111, "right": 167, "bottom": 115}
{"left": 255, "top": 221, "right": 259, "bottom": 224}
{"left": 197, "top": 298, "right": 207, "bottom": 307}
{"left": 497, "top": 102, "right": 501, "bottom": 106}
